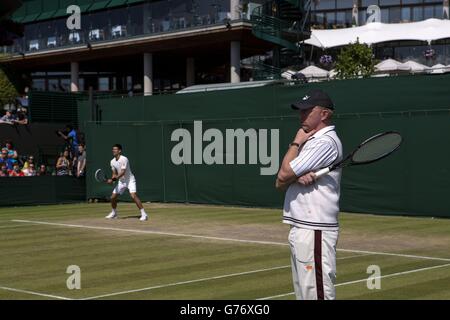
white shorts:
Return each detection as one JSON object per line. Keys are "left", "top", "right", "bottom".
{"left": 288, "top": 226, "right": 339, "bottom": 300}
{"left": 112, "top": 178, "right": 137, "bottom": 195}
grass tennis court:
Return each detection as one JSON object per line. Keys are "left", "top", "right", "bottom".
{"left": 0, "top": 203, "right": 449, "bottom": 300}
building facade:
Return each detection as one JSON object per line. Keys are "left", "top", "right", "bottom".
{"left": 3, "top": 0, "right": 274, "bottom": 94}
{"left": 311, "top": 0, "right": 448, "bottom": 29}
{"left": 2, "top": 0, "right": 449, "bottom": 94}
{"left": 309, "top": 0, "right": 450, "bottom": 66}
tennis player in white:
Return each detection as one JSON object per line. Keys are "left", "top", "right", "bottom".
{"left": 105, "top": 144, "right": 148, "bottom": 221}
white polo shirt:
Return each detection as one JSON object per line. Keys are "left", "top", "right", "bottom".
{"left": 110, "top": 155, "right": 135, "bottom": 183}
{"left": 282, "top": 125, "right": 343, "bottom": 231}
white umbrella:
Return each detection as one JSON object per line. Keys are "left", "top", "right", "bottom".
{"left": 429, "top": 64, "right": 449, "bottom": 74}
{"left": 298, "top": 65, "right": 329, "bottom": 78}
{"left": 375, "top": 58, "right": 410, "bottom": 72}
{"left": 281, "top": 70, "right": 297, "bottom": 80}
{"left": 328, "top": 69, "right": 338, "bottom": 79}
{"left": 401, "top": 60, "right": 430, "bottom": 73}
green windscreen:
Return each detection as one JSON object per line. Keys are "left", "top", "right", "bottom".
{"left": 78, "top": 74, "right": 450, "bottom": 218}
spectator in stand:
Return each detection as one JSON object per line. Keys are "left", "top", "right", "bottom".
{"left": 75, "top": 144, "right": 86, "bottom": 177}
{"left": 37, "top": 164, "right": 48, "bottom": 176}
{"left": 0, "top": 111, "right": 16, "bottom": 124}
{"left": 56, "top": 150, "right": 71, "bottom": 176}
{"left": 23, "top": 155, "right": 35, "bottom": 169}
{"left": 23, "top": 163, "right": 36, "bottom": 176}
{"left": 3, "top": 140, "right": 18, "bottom": 160}
{"left": 0, "top": 164, "right": 8, "bottom": 177}
{"left": 9, "top": 163, "right": 24, "bottom": 177}
{"left": 0, "top": 149, "right": 13, "bottom": 170}
{"left": 13, "top": 108, "right": 29, "bottom": 125}
{"left": 57, "top": 125, "right": 78, "bottom": 158}
{"left": 7, "top": 152, "right": 18, "bottom": 168}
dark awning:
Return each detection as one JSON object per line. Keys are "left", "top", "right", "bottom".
{"left": 106, "top": 0, "right": 128, "bottom": 8}
{"left": 89, "top": 0, "right": 112, "bottom": 12}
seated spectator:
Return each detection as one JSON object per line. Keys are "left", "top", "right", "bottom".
{"left": 23, "top": 163, "right": 36, "bottom": 176}
{"left": 37, "top": 164, "right": 48, "bottom": 176}
{"left": 7, "top": 152, "right": 18, "bottom": 168}
{"left": 3, "top": 140, "right": 18, "bottom": 160}
{"left": 23, "top": 155, "right": 35, "bottom": 169}
{"left": 0, "top": 164, "right": 8, "bottom": 177}
{"left": 0, "top": 149, "right": 13, "bottom": 170}
{"left": 13, "top": 107, "right": 29, "bottom": 125}
{"left": 56, "top": 150, "right": 71, "bottom": 176}
{"left": 9, "top": 163, "right": 24, "bottom": 177}
{"left": 0, "top": 111, "right": 16, "bottom": 124}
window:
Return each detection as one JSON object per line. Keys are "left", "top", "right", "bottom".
{"left": 314, "top": 12, "right": 325, "bottom": 24}
{"left": 359, "top": 10, "right": 367, "bottom": 24}
{"left": 336, "top": 0, "right": 353, "bottom": 9}
{"left": 316, "top": 0, "right": 335, "bottom": 10}
{"left": 381, "top": 8, "right": 389, "bottom": 22}
{"left": 79, "top": 78, "right": 85, "bottom": 91}
{"left": 48, "top": 79, "right": 59, "bottom": 92}
{"left": 336, "top": 11, "right": 346, "bottom": 25}
{"left": 32, "top": 79, "right": 45, "bottom": 91}
{"left": 402, "top": 0, "right": 422, "bottom": 4}
{"left": 379, "top": 0, "right": 400, "bottom": 6}
{"left": 412, "top": 6, "right": 423, "bottom": 21}
{"left": 424, "top": 5, "right": 434, "bottom": 19}
{"left": 325, "top": 12, "right": 336, "bottom": 27}
{"left": 128, "top": 3, "right": 144, "bottom": 36}
{"left": 389, "top": 7, "right": 401, "bottom": 22}
{"left": 109, "top": 7, "right": 128, "bottom": 37}
{"left": 362, "top": 0, "right": 379, "bottom": 7}
{"left": 98, "top": 77, "right": 110, "bottom": 91}
{"left": 126, "top": 76, "right": 133, "bottom": 91}
{"left": 401, "top": 7, "right": 411, "bottom": 22}
{"left": 346, "top": 10, "right": 354, "bottom": 25}
{"left": 435, "top": 4, "right": 444, "bottom": 18}
{"left": 60, "top": 79, "right": 70, "bottom": 92}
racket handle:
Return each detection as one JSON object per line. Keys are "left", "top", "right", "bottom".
{"left": 314, "top": 167, "right": 330, "bottom": 178}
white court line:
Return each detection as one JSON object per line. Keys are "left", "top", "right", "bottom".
{"left": 12, "top": 219, "right": 287, "bottom": 246}
{"left": 0, "top": 285, "right": 71, "bottom": 300}
{"left": 337, "top": 248, "right": 450, "bottom": 262}
{"left": 79, "top": 255, "right": 370, "bottom": 299}
{"left": 1, "top": 219, "right": 447, "bottom": 301}
{"left": 0, "top": 255, "right": 369, "bottom": 300}
{"left": 12, "top": 219, "right": 450, "bottom": 263}
{"left": 257, "top": 263, "right": 450, "bottom": 300}
{"left": 81, "top": 265, "right": 291, "bottom": 300}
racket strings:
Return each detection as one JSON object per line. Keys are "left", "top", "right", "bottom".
{"left": 352, "top": 133, "right": 402, "bottom": 163}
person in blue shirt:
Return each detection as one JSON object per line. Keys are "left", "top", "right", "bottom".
{"left": 0, "top": 149, "right": 14, "bottom": 170}
{"left": 57, "top": 124, "right": 78, "bottom": 157}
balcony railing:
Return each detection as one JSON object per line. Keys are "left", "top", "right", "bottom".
{"left": 2, "top": 0, "right": 254, "bottom": 56}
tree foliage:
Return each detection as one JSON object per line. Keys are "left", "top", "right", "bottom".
{"left": 335, "top": 39, "right": 375, "bottom": 80}
{"left": 0, "top": 62, "right": 18, "bottom": 107}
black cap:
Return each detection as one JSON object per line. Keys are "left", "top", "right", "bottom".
{"left": 291, "top": 89, "right": 335, "bottom": 111}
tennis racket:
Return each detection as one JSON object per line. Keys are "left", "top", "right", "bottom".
{"left": 314, "top": 131, "right": 403, "bottom": 178}
{"left": 94, "top": 169, "right": 108, "bottom": 183}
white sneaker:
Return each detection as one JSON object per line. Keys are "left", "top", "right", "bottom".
{"left": 105, "top": 211, "right": 117, "bottom": 219}
{"left": 139, "top": 214, "right": 148, "bottom": 221}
